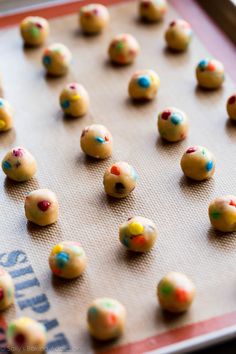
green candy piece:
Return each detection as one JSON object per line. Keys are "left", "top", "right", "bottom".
{"left": 29, "top": 26, "right": 40, "bottom": 38}
{"left": 116, "top": 42, "right": 123, "bottom": 52}
{"left": 7, "top": 323, "right": 15, "bottom": 336}
{"left": 211, "top": 210, "right": 221, "bottom": 219}
{"left": 161, "top": 284, "right": 173, "bottom": 296}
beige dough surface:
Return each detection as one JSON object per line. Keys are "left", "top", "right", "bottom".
{"left": 226, "top": 93, "right": 236, "bottom": 120}
{"left": 209, "top": 195, "right": 236, "bottom": 233}
{"left": 0, "top": 268, "right": 14, "bottom": 311}
{"left": 24, "top": 188, "right": 59, "bottom": 226}
{"left": 60, "top": 82, "right": 89, "bottom": 117}
{"left": 157, "top": 107, "right": 189, "bottom": 142}
{"left": 108, "top": 33, "right": 140, "bottom": 65}
{"left": 119, "top": 216, "right": 158, "bottom": 252}
{"left": 2, "top": 147, "right": 37, "bottom": 182}
{"left": 165, "top": 19, "right": 192, "bottom": 51}
{"left": 87, "top": 298, "right": 126, "bottom": 340}
{"left": 196, "top": 58, "right": 225, "bottom": 89}
{"left": 180, "top": 145, "right": 216, "bottom": 181}
{"left": 80, "top": 124, "right": 113, "bottom": 159}
{"left": 103, "top": 161, "right": 138, "bottom": 198}
{"left": 6, "top": 317, "right": 46, "bottom": 354}
{"left": 79, "top": 3, "right": 109, "bottom": 34}
{"left": 42, "top": 43, "right": 72, "bottom": 76}
{"left": 128, "top": 69, "right": 160, "bottom": 100}
{"left": 157, "top": 272, "right": 196, "bottom": 313}
{"left": 139, "top": 0, "right": 167, "bottom": 22}
{"left": 0, "top": 98, "right": 13, "bottom": 132}
{"left": 49, "top": 241, "right": 87, "bottom": 279}
{"left": 20, "top": 16, "right": 49, "bottom": 46}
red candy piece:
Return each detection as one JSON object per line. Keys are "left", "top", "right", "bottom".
{"left": 37, "top": 200, "right": 51, "bottom": 212}
{"left": 162, "top": 110, "right": 171, "bottom": 120}
{"left": 175, "top": 288, "right": 188, "bottom": 303}
{"left": 14, "top": 333, "right": 26, "bottom": 347}
{"left": 105, "top": 135, "right": 109, "bottom": 142}
{"left": 69, "top": 84, "right": 76, "bottom": 90}
{"left": 228, "top": 95, "right": 236, "bottom": 105}
{"left": 0, "top": 288, "right": 4, "bottom": 301}
{"left": 106, "top": 313, "right": 117, "bottom": 326}
{"left": 36, "top": 22, "right": 43, "bottom": 29}
{"left": 229, "top": 200, "right": 236, "bottom": 208}
{"left": 133, "top": 235, "right": 145, "bottom": 245}
{"left": 170, "top": 21, "right": 176, "bottom": 27}
{"left": 186, "top": 147, "right": 197, "bottom": 154}
{"left": 207, "top": 63, "right": 215, "bottom": 72}
{"left": 13, "top": 148, "right": 23, "bottom": 158}
{"left": 111, "top": 165, "right": 120, "bottom": 176}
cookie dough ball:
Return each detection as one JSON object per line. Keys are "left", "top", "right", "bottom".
{"left": 0, "top": 98, "right": 13, "bottom": 132}
{"left": 60, "top": 83, "right": 89, "bottom": 117}
{"left": 2, "top": 147, "right": 37, "bottom": 182}
{"left": 209, "top": 195, "right": 236, "bottom": 232}
{"left": 196, "top": 58, "right": 224, "bottom": 89}
{"left": 165, "top": 19, "right": 192, "bottom": 51}
{"left": 20, "top": 16, "right": 49, "bottom": 46}
{"left": 128, "top": 69, "right": 160, "bottom": 101}
{"left": 42, "top": 43, "right": 72, "bottom": 76}
{"left": 157, "top": 107, "right": 189, "bottom": 142}
{"left": 24, "top": 189, "right": 59, "bottom": 226}
{"left": 87, "top": 298, "right": 126, "bottom": 340}
{"left": 139, "top": 0, "right": 167, "bottom": 22}
{"left": 119, "top": 216, "right": 157, "bottom": 252}
{"left": 180, "top": 146, "right": 216, "bottom": 181}
{"left": 108, "top": 33, "right": 140, "bottom": 65}
{"left": 0, "top": 268, "right": 14, "bottom": 311}
{"left": 80, "top": 124, "right": 113, "bottom": 159}
{"left": 226, "top": 93, "right": 236, "bottom": 120}
{"left": 103, "top": 162, "right": 138, "bottom": 199}
{"left": 79, "top": 4, "right": 109, "bottom": 34}
{"left": 49, "top": 241, "right": 87, "bottom": 279}
{"left": 6, "top": 317, "right": 46, "bottom": 354}
{"left": 157, "top": 272, "right": 195, "bottom": 313}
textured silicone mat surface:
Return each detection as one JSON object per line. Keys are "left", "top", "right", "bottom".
{"left": 0, "top": 1, "right": 236, "bottom": 353}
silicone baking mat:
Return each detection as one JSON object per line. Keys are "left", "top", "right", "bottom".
{"left": 0, "top": 1, "right": 236, "bottom": 353}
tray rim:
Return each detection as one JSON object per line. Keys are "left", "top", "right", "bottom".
{"left": 1, "top": 1, "right": 236, "bottom": 353}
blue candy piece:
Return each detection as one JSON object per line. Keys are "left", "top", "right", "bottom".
{"left": 198, "top": 59, "right": 208, "bottom": 70}
{"left": 131, "top": 167, "right": 138, "bottom": 181}
{"left": 138, "top": 76, "right": 151, "bottom": 89}
{"left": 95, "top": 137, "right": 105, "bottom": 143}
{"left": 122, "top": 236, "right": 130, "bottom": 248}
{"left": 56, "top": 252, "right": 70, "bottom": 269}
{"left": 2, "top": 161, "right": 11, "bottom": 170}
{"left": 0, "top": 100, "right": 3, "bottom": 107}
{"left": 206, "top": 160, "right": 214, "bottom": 172}
{"left": 170, "top": 112, "right": 183, "bottom": 125}
{"left": 61, "top": 100, "right": 70, "bottom": 109}
{"left": 88, "top": 306, "right": 98, "bottom": 318}
{"left": 43, "top": 55, "right": 51, "bottom": 66}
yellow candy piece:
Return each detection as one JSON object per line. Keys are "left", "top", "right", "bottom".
{"left": 128, "top": 221, "right": 144, "bottom": 235}
{"left": 0, "top": 120, "right": 6, "bottom": 130}
{"left": 71, "top": 95, "right": 80, "bottom": 101}
{"left": 52, "top": 244, "right": 63, "bottom": 254}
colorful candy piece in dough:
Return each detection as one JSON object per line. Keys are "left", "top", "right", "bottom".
{"left": 108, "top": 33, "right": 140, "bottom": 65}
{"left": 196, "top": 58, "right": 224, "bottom": 89}
{"left": 79, "top": 4, "right": 109, "bottom": 34}
{"left": 128, "top": 69, "right": 160, "bottom": 100}
{"left": 42, "top": 43, "right": 72, "bottom": 76}
{"left": 209, "top": 195, "right": 236, "bottom": 232}
{"left": 20, "top": 16, "right": 49, "bottom": 46}
{"left": 165, "top": 19, "right": 192, "bottom": 51}
{"left": 157, "top": 107, "right": 189, "bottom": 142}
{"left": 60, "top": 82, "right": 89, "bottom": 117}
{"left": 139, "top": 0, "right": 167, "bottom": 22}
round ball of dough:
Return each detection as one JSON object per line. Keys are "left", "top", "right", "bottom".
{"left": 42, "top": 43, "right": 72, "bottom": 76}
{"left": 180, "top": 146, "right": 216, "bottom": 181}
{"left": 60, "top": 82, "right": 89, "bottom": 117}
{"left": 103, "top": 162, "right": 138, "bottom": 199}
{"left": 226, "top": 93, "right": 236, "bottom": 121}
{"left": 80, "top": 124, "right": 113, "bottom": 159}
{"left": 139, "top": 0, "right": 167, "bottom": 22}
{"left": 49, "top": 241, "right": 87, "bottom": 279}
{"left": 0, "top": 98, "right": 13, "bottom": 132}
{"left": 20, "top": 16, "right": 49, "bottom": 46}
{"left": 24, "top": 189, "right": 59, "bottom": 226}
{"left": 2, "top": 147, "right": 37, "bottom": 182}
{"left": 157, "top": 107, "right": 189, "bottom": 142}
{"left": 6, "top": 317, "right": 46, "bottom": 354}
{"left": 209, "top": 195, "right": 236, "bottom": 232}
{"left": 79, "top": 4, "right": 109, "bottom": 34}
{"left": 157, "top": 272, "right": 195, "bottom": 313}
{"left": 196, "top": 58, "right": 224, "bottom": 89}
{"left": 108, "top": 33, "right": 140, "bottom": 65}
{"left": 0, "top": 268, "right": 14, "bottom": 311}
{"left": 128, "top": 69, "right": 160, "bottom": 101}
{"left": 119, "top": 216, "right": 158, "bottom": 252}
{"left": 87, "top": 298, "right": 126, "bottom": 340}
{"left": 165, "top": 19, "right": 192, "bottom": 51}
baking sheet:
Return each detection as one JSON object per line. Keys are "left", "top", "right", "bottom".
{"left": 0, "top": 1, "right": 236, "bottom": 353}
